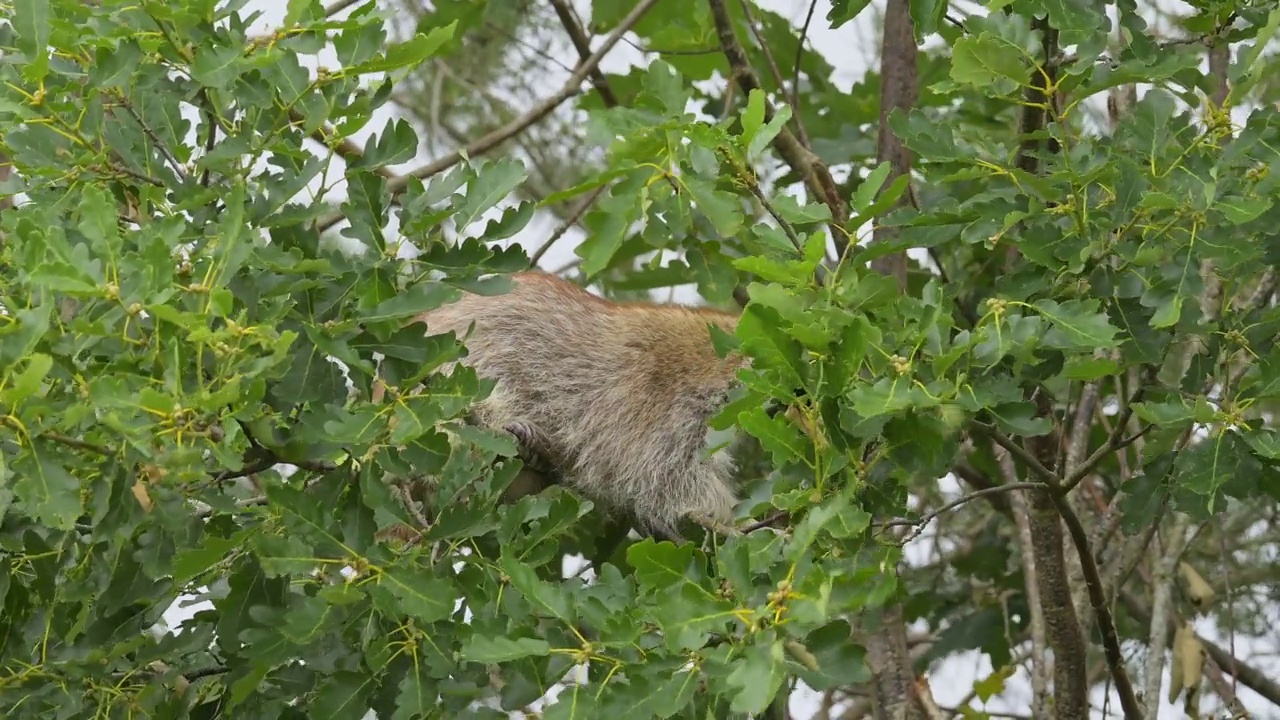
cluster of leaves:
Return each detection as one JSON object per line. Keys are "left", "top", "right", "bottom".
{"left": 3, "top": 0, "right": 1280, "bottom": 717}
{"left": 0, "top": 1, "right": 902, "bottom": 718}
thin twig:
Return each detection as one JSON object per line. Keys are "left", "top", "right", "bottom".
{"left": 42, "top": 430, "right": 112, "bottom": 456}
{"left": 530, "top": 185, "right": 606, "bottom": 266}
{"left": 741, "top": 509, "right": 788, "bottom": 533}
{"left": 879, "top": 482, "right": 1044, "bottom": 543}
{"left": 744, "top": 180, "right": 804, "bottom": 252}
{"left": 315, "top": 0, "right": 661, "bottom": 233}
{"left": 791, "top": 0, "right": 819, "bottom": 121}
{"left": 1062, "top": 371, "right": 1149, "bottom": 492}
{"left": 111, "top": 96, "right": 186, "bottom": 179}
{"left": 548, "top": 0, "right": 620, "bottom": 107}
{"left": 198, "top": 88, "right": 217, "bottom": 188}
{"left": 323, "top": 0, "right": 364, "bottom": 18}
{"left": 737, "top": 0, "right": 811, "bottom": 149}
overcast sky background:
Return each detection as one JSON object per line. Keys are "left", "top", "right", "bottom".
{"left": 152, "top": 1, "right": 1280, "bottom": 717}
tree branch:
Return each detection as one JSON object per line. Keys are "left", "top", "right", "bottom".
{"left": 548, "top": 0, "right": 620, "bottom": 108}
{"left": 879, "top": 481, "right": 1045, "bottom": 544}
{"left": 1141, "top": 513, "right": 1192, "bottom": 715}
{"left": 995, "top": 447, "right": 1052, "bottom": 718}
{"left": 1043, "top": 478, "right": 1144, "bottom": 719}
{"left": 1120, "top": 588, "right": 1280, "bottom": 707}
{"left": 974, "top": 421, "right": 1145, "bottom": 718}
{"left": 706, "top": 0, "right": 849, "bottom": 253}
{"left": 736, "top": 0, "right": 811, "bottom": 149}
{"left": 316, "top": 0, "right": 660, "bottom": 232}
{"left": 869, "top": 0, "right": 918, "bottom": 286}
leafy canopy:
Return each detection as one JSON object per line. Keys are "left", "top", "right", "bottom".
{"left": 2, "top": 0, "right": 1280, "bottom": 717}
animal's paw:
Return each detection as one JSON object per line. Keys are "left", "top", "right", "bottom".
{"left": 686, "top": 512, "right": 743, "bottom": 537}
{"left": 504, "top": 420, "right": 539, "bottom": 448}
{"left": 504, "top": 420, "right": 555, "bottom": 474}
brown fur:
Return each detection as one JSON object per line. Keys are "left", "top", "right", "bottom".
{"left": 411, "top": 270, "right": 748, "bottom": 538}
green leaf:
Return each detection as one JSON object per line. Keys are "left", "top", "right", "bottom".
{"left": 628, "top": 540, "right": 695, "bottom": 592}
{"left": 1150, "top": 295, "right": 1183, "bottom": 329}
{"left": 2, "top": 352, "right": 52, "bottom": 405}
{"left": 346, "top": 22, "right": 457, "bottom": 75}
{"left": 772, "top": 193, "right": 832, "bottom": 225}
{"left": 391, "top": 664, "right": 436, "bottom": 720}
{"left": 459, "top": 634, "right": 551, "bottom": 663}
{"left": 740, "top": 88, "right": 766, "bottom": 146}
{"left": 454, "top": 158, "right": 529, "bottom": 231}
{"left": 726, "top": 640, "right": 787, "bottom": 713}
{"left": 190, "top": 43, "right": 246, "bottom": 90}
{"left": 682, "top": 175, "right": 743, "bottom": 237}
{"left": 13, "top": 0, "right": 51, "bottom": 83}
{"left": 1061, "top": 357, "right": 1120, "bottom": 381}
{"left": 375, "top": 567, "right": 459, "bottom": 623}
{"left": 1217, "top": 196, "right": 1273, "bottom": 224}
{"left": 309, "top": 670, "right": 375, "bottom": 720}
{"left": 12, "top": 440, "right": 82, "bottom": 530}
{"left": 949, "top": 33, "right": 1027, "bottom": 90}
{"left": 746, "top": 101, "right": 791, "bottom": 160}
{"left": 500, "top": 554, "right": 574, "bottom": 621}
{"left": 578, "top": 172, "right": 647, "bottom": 276}
{"left": 1033, "top": 299, "right": 1120, "bottom": 350}
{"left": 738, "top": 406, "right": 810, "bottom": 466}
{"left": 827, "top": 0, "right": 874, "bottom": 29}
{"left": 988, "top": 402, "right": 1053, "bottom": 437}
{"left": 852, "top": 161, "right": 894, "bottom": 212}
{"left": 1228, "top": 8, "right": 1280, "bottom": 102}
{"left": 361, "top": 282, "right": 462, "bottom": 322}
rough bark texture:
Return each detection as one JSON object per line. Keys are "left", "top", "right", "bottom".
{"left": 1026, "top": 396, "right": 1090, "bottom": 719}
{"left": 999, "top": 447, "right": 1052, "bottom": 718}
{"left": 862, "top": 602, "right": 918, "bottom": 720}
{"left": 862, "top": 1, "right": 925, "bottom": 717}
{"left": 869, "top": 0, "right": 917, "bottom": 286}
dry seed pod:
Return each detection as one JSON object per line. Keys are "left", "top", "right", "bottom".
{"left": 1178, "top": 561, "right": 1217, "bottom": 611}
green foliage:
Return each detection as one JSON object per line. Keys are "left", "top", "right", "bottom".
{"left": 2, "top": 0, "right": 1280, "bottom": 717}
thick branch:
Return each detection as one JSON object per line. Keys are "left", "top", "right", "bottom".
{"left": 975, "top": 422, "right": 1145, "bottom": 719}
{"left": 869, "top": 0, "right": 918, "bottom": 285}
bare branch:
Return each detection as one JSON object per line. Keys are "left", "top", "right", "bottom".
{"left": 1045, "top": 483, "right": 1144, "bottom": 718}
{"left": 975, "top": 421, "right": 1145, "bottom": 718}
{"left": 1141, "top": 513, "right": 1192, "bottom": 715}
{"left": 879, "top": 481, "right": 1045, "bottom": 544}
{"left": 548, "top": 0, "right": 620, "bottom": 108}
{"left": 996, "top": 447, "right": 1051, "bottom": 718}
{"left": 530, "top": 185, "right": 606, "bottom": 266}
{"left": 791, "top": 0, "right": 820, "bottom": 122}
{"left": 1121, "top": 588, "right": 1280, "bottom": 707}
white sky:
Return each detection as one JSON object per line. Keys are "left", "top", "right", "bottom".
{"left": 150, "top": 1, "right": 1280, "bottom": 718}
